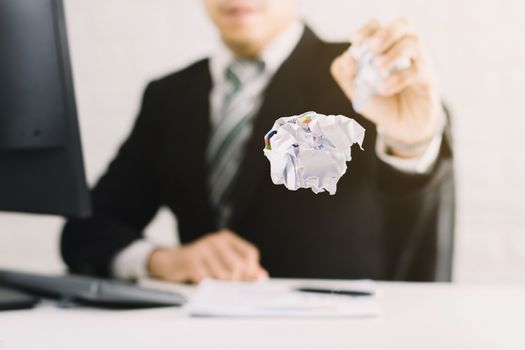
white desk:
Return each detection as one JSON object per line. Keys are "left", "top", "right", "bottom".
{"left": 1, "top": 280, "right": 524, "bottom": 350}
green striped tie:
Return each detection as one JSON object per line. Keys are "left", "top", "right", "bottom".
{"left": 207, "top": 59, "right": 265, "bottom": 227}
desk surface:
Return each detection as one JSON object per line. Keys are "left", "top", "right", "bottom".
{"left": 1, "top": 280, "right": 524, "bottom": 350}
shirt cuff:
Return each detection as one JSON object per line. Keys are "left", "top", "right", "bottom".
{"left": 375, "top": 130, "right": 443, "bottom": 175}
{"left": 110, "top": 239, "right": 157, "bottom": 280}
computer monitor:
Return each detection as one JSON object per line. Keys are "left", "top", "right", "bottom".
{"left": 0, "top": 0, "right": 187, "bottom": 312}
{"left": 0, "top": 0, "right": 91, "bottom": 217}
{"left": 0, "top": 0, "right": 92, "bottom": 311}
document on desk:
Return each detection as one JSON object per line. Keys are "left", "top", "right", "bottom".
{"left": 183, "top": 279, "right": 381, "bottom": 318}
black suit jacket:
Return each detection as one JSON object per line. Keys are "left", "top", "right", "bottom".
{"left": 62, "top": 27, "right": 455, "bottom": 281}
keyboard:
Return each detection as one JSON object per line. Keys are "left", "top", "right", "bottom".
{"left": 0, "top": 269, "right": 186, "bottom": 309}
{"left": 0, "top": 285, "right": 38, "bottom": 311}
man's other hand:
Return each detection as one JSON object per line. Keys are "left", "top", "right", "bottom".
{"left": 331, "top": 18, "right": 443, "bottom": 157}
{"left": 147, "top": 230, "right": 268, "bottom": 284}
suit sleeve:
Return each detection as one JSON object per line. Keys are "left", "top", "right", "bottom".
{"left": 61, "top": 82, "right": 163, "bottom": 277}
{"left": 376, "top": 107, "right": 455, "bottom": 281}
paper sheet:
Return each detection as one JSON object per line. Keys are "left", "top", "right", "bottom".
{"left": 263, "top": 111, "right": 365, "bottom": 195}
{"left": 183, "top": 279, "right": 381, "bottom": 318}
{"left": 349, "top": 43, "right": 411, "bottom": 112}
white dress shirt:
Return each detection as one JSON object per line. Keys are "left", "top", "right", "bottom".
{"left": 111, "top": 21, "right": 444, "bottom": 280}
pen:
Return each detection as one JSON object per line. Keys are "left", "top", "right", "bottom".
{"left": 295, "top": 287, "right": 373, "bottom": 297}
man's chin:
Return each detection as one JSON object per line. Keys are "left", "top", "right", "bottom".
{"left": 222, "top": 31, "right": 266, "bottom": 55}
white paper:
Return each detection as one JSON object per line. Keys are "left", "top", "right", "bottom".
{"left": 184, "top": 279, "right": 381, "bottom": 318}
{"left": 349, "top": 43, "right": 411, "bottom": 112}
{"left": 263, "top": 111, "right": 365, "bottom": 195}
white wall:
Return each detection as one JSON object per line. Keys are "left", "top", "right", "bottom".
{"left": 1, "top": 0, "right": 524, "bottom": 282}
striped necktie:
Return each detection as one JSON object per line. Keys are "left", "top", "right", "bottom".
{"left": 207, "top": 59, "right": 265, "bottom": 227}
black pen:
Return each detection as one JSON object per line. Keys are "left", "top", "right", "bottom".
{"left": 295, "top": 287, "right": 373, "bottom": 297}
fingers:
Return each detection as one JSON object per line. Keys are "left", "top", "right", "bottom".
{"left": 208, "top": 233, "right": 247, "bottom": 280}
{"left": 257, "top": 268, "right": 269, "bottom": 281}
{"left": 368, "top": 18, "right": 414, "bottom": 54}
{"left": 221, "top": 230, "right": 262, "bottom": 280}
{"left": 223, "top": 231, "right": 261, "bottom": 279}
{"left": 194, "top": 230, "right": 263, "bottom": 282}
{"left": 201, "top": 247, "right": 232, "bottom": 281}
{"left": 375, "top": 35, "right": 420, "bottom": 70}
{"left": 378, "top": 64, "right": 422, "bottom": 96}
{"left": 351, "top": 19, "right": 380, "bottom": 46}
{"left": 330, "top": 52, "right": 357, "bottom": 100}
{"left": 186, "top": 259, "right": 208, "bottom": 284}
{"left": 192, "top": 235, "right": 233, "bottom": 281}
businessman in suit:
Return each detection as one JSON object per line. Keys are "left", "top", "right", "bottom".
{"left": 62, "top": 0, "right": 455, "bottom": 283}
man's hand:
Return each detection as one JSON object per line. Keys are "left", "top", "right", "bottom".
{"left": 331, "top": 18, "right": 443, "bottom": 157}
{"left": 147, "top": 229, "right": 268, "bottom": 284}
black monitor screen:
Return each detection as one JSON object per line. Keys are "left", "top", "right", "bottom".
{"left": 0, "top": 0, "right": 91, "bottom": 217}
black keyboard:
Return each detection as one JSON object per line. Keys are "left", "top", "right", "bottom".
{"left": 0, "top": 269, "right": 186, "bottom": 309}
{"left": 0, "top": 285, "right": 38, "bottom": 311}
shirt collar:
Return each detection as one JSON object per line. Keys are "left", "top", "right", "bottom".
{"left": 210, "top": 20, "right": 305, "bottom": 86}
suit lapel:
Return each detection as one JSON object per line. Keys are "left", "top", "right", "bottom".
{"left": 229, "top": 27, "right": 323, "bottom": 228}
{"left": 171, "top": 61, "right": 214, "bottom": 222}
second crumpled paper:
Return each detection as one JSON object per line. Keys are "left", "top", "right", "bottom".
{"left": 349, "top": 43, "right": 411, "bottom": 112}
{"left": 263, "top": 111, "right": 365, "bottom": 195}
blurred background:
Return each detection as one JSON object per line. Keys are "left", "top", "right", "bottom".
{"left": 0, "top": 0, "right": 524, "bottom": 283}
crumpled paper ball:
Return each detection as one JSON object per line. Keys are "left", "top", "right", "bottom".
{"left": 263, "top": 111, "right": 365, "bottom": 195}
{"left": 349, "top": 43, "right": 411, "bottom": 112}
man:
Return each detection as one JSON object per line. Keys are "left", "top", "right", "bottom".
{"left": 62, "top": 0, "right": 454, "bottom": 283}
